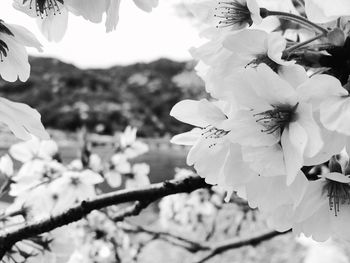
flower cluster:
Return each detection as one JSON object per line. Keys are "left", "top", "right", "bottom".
{"left": 104, "top": 126, "right": 150, "bottom": 189}
{"left": 0, "top": 126, "right": 151, "bottom": 262}
{"left": 171, "top": 0, "right": 350, "bottom": 242}
{"left": 159, "top": 168, "right": 225, "bottom": 233}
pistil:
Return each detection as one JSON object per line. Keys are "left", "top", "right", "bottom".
{"left": 254, "top": 104, "right": 298, "bottom": 134}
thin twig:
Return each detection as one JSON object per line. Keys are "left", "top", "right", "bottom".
{"left": 113, "top": 200, "right": 154, "bottom": 222}
{"left": 261, "top": 8, "right": 328, "bottom": 34}
{"left": 122, "top": 222, "right": 208, "bottom": 252}
{"left": 194, "top": 229, "right": 292, "bottom": 263}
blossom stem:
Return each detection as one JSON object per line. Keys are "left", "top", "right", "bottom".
{"left": 284, "top": 33, "right": 326, "bottom": 54}
{"left": 260, "top": 8, "right": 328, "bottom": 34}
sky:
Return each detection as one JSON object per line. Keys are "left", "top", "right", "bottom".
{"left": 0, "top": 1, "right": 203, "bottom": 69}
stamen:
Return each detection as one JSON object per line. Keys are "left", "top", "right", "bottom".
{"left": 23, "top": 0, "right": 64, "bottom": 17}
{"left": 201, "top": 125, "right": 229, "bottom": 148}
{"left": 0, "top": 40, "right": 9, "bottom": 62}
{"left": 254, "top": 104, "right": 298, "bottom": 134}
{"left": 246, "top": 54, "right": 280, "bottom": 72}
{"left": 201, "top": 125, "right": 229, "bottom": 139}
{"left": 214, "top": 1, "right": 253, "bottom": 29}
{"left": 323, "top": 180, "right": 350, "bottom": 216}
{"left": 0, "top": 21, "right": 13, "bottom": 62}
{"left": 70, "top": 177, "right": 81, "bottom": 187}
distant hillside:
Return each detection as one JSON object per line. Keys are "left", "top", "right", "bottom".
{"left": 0, "top": 57, "right": 206, "bottom": 137}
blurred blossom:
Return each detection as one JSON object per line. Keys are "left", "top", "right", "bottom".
{"left": 89, "top": 154, "right": 103, "bottom": 173}
{"left": 174, "top": 167, "right": 194, "bottom": 179}
{"left": 9, "top": 183, "right": 56, "bottom": 220}
{"left": 110, "top": 154, "right": 131, "bottom": 174}
{"left": 120, "top": 126, "right": 138, "bottom": 148}
{"left": 159, "top": 168, "right": 224, "bottom": 230}
{"left": 104, "top": 170, "right": 123, "bottom": 188}
{"left": 69, "top": 159, "right": 84, "bottom": 171}
{"left": 0, "top": 154, "right": 13, "bottom": 177}
{"left": 123, "top": 140, "right": 149, "bottom": 159}
{"left": 67, "top": 211, "right": 132, "bottom": 263}
{"left": 105, "top": 153, "right": 130, "bottom": 187}
{"left": 10, "top": 136, "right": 58, "bottom": 163}
{"left": 125, "top": 163, "right": 151, "bottom": 189}
{"left": 118, "top": 126, "right": 149, "bottom": 159}
{"left": 48, "top": 170, "right": 103, "bottom": 212}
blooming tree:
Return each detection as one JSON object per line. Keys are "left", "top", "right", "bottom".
{"left": 1, "top": 0, "right": 350, "bottom": 262}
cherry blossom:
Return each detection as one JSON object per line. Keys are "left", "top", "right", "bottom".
{"left": 0, "top": 20, "right": 42, "bottom": 82}
{"left": 293, "top": 156, "right": 350, "bottom": 241}
{"left": 226, "top": 64, "right": 345, "bottom": 184}
{"left": 187, "top": 0, "right": 262, "bottom": 34}
{"left": 170, "top": 99, "right": 257, "bottom": 192}
{"left": 191, "top": 29, "right": 293, "bottom": 99}
{"left": 125, "top": 163, "right": 150, "bottom": 189}
{"left": 13, "top": 0, "right": 159, "bottom": 41}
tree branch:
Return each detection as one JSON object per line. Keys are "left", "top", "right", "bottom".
{"left": 0, "top": 175, "right": 209, "bottom": 259}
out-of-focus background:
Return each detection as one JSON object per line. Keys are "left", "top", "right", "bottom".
{"left": 0, "top": 0, "right": 206, "bottom": 185}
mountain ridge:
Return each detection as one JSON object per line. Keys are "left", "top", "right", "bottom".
{"left": 0, "top": 57, "right": 205, "bottom": 137}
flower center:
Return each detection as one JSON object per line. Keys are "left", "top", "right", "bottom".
{"left": 0, "top": 21, "right": 13, "bottom": 62}
{"left": 70, "top": 177, "right": 81, "bottom": 187}
{"left": 201, "top": 125, "right": 229, "bottom": 148}
{"left": 214, "top": 1, "right": 252, "bottom": 29}
{"left": 247, "top": 54, "right": 280, "bottom": 72}
{"left": 23, "top": 0, "right": 64, "bottom": 17}
{"left": 323, "top": 179, "right": 350, "bottom": 216}
{"left": 254, "top": 104, "right": 298, "bottom": 134}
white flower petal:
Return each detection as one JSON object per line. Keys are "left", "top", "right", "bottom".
{"left": 105, "top": 170, "right": 122, "bottom": 188}
{"left": 9, "top": 137, "right": 39, "bottom": 162}
{"left": 66, "top": 0, "right": 106, "bottom": 23}
{"left": 222, "top": 29, "right": 267, "bottom": 57}
{"left": 297, "top": 74, "right": 346, "bottom": 110}
{"left": 37, "top": 6, "right": 69, "bottom": 42}
{"left": 78, "top": 170, "right": 103, "bottom": 185}
{"left": 320, "top": 96, "right": 350, "bottom": 135}
{"left": 278, "top": 64, "right": 308, "bottom": 89}
{"left": 220, "top": 144, "right": 257, "bottom": 188}
{"left": 0, "top": 98, "right": 49, "bottom": 140}
{"left": 305, "top": 0, "right": 350, "bottom": 23}
{"left": 170, "top": 99, "right": 226, "bottom": 128}
{"left": 0, "top": 35, "right": 30, "bottom": 82}
{"left": 255, "top": 63, "right": 298, "bottom": 106}
{"left": 5, "top": 24, "right": 43, "bottom": 52}
{"left": 296, "top": 103, "right": 323, "bottom": 158}
{"left": 281, "top": 124, "right": 306, "bottom": 185}
{"left": 228, "top": 110, "right": 279, "bottom": 147}
{"left": 242, "top": 144, "right": 285, "bottom": 176}
{"left": 324, "top": 172, "right": 350, "bottom": 183}
{"left": 105, "top": 0, "right": 121, "bottom": 32}
{"left": 171, "top": 129, "right": 202, "bottom": 146}
{"left": 133, "top": 0, "right": 158, "bottom": 12}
